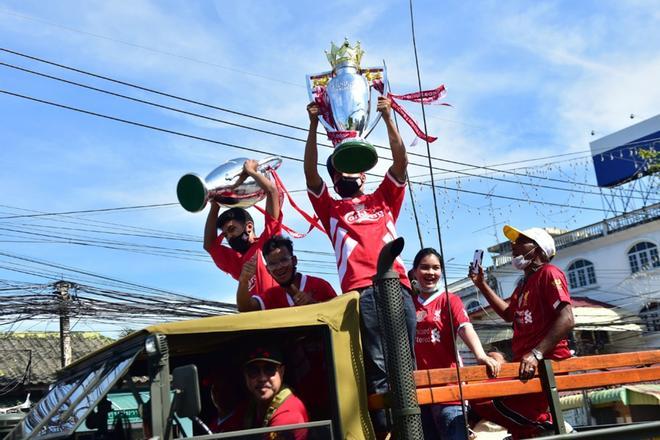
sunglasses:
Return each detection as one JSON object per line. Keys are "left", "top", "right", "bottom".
{"left": 266, "top": 256, "right": 292, "bottom": 270}
{"left": 244, "top": 362, "right": 279, "bottom": 379}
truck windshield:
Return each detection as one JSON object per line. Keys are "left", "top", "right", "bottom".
{"left": 7, "top": 352, "right": 139, "bottom": 440}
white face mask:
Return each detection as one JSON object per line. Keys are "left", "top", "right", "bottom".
{"left": 511, "top": 247, "right": 537, "bottom": 271}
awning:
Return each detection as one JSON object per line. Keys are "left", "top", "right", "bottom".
{"left": 573, "top": 307, "right": 644, "bottom": 332}
{"left": 471, "top": 305, "right": 643, "bottom": 342}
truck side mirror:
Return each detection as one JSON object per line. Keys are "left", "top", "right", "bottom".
{"left": 172, "top": 364, "right": 201, "bottom": 419}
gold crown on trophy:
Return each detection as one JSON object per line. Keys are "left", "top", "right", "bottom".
{"left": 326, "top": 38, "right": 364, "bottom": 70}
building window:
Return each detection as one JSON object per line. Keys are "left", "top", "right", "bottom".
{"left": 577, "top": 330, "right": 610, "bottom": 355}
{"left": 466, "top": 300, "right": 481, "bottom": 313}
{"left": 640, "top": 303, "right": 660, "bottom": 332}
{"left": 628, "top": 242, "right": 660, "bottom": 274}
{"left": 567, "top": 259, "right": 597, "bottom": 289}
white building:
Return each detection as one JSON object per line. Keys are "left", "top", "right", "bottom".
{"left": 451, "top": 202, "right": 660, "bottom": 360}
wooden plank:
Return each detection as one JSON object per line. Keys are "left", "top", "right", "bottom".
{"left": 418, "top": 378, "right": 543, "bottom": 405}
{"left": 414, "top": 363, "right": 518, "bottom": 387}
{"left": 555, "top": 366, "right": 660, "bottom": 392}
{"left": 418, "top": 366, "right": 660, "bottom": 405}
{"left": 553, "top": 351, "right": 660, "bottom": 374}
{"left": 413, "top": 350, "right": 660, "bottom": 387}
{"left": 369, "top": 378, "right": 542, "bottom": 409}
{"left": 370, "top": 365, "right": 660, "bottom": 410}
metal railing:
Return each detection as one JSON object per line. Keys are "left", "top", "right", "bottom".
{"left": 491, "top": 203, "right": 660, "bottom": 268}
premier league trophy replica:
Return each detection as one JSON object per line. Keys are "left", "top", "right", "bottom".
{"left": 176, "top": 156, "right": 282, "bottom": 212}
{"left": 306, "top": 39, "right": 386, "bottom": 173}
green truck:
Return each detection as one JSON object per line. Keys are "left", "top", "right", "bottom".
{"left": 4, "top": 293, "right": 376, "bottom": 439}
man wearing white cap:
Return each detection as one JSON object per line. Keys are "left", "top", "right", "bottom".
{"left": 468, "top": 225, "right": 575, "bottom": 439}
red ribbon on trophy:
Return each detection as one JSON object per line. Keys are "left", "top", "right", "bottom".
{"left": 373, "top": 81, "right": 449, "bottom": 143}
{"left": 312, "top": 86, "right": 336, "bottom": 129}
{"left": 312, "top": 85, "right": 360, "bottom": 147}
{"left": 253, "top": 170, "right": 326, "bottom": 239}
{"left": 327, "top": 131, "right": 357, "bottom": 145}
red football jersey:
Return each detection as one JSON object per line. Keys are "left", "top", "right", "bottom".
{"left": 207, "top": 212, "right": 281, "bottom": 295}
{"left": 413, "top": 291, "right": 471, "bottom": 370}
{"left": 235, "top": 392, "right": 309, "bottom": 439}
{"left": 308, "top": 172, "right": 411, "bottom": 292}
{"left": 252, "top": 274, "right": 337, "bottom": 310}
{"left": 504, "top": 264, "right": 572, "bottom": 361}
{"left": 269, "top": 393, "right": 309, "bottom": 438}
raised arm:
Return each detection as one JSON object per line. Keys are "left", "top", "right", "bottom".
{"left": 243, "top": 159, "right": 280, "bottom": 220}
{"left": 468, "top": 263, "right": 511, "bottom": 321}
{"left": 203, "top": 202, "right": 221, "bottom": 252}
{"left": 236, "top": 257, "right": 261, "bottom": 312}
{"left": 304, "top": 103, "right": 323, "bottom": 193}
{"left": 378, "top": 96, "right": 407, "bottom": 182}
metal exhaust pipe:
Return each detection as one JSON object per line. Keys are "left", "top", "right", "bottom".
{"left": 373, "top": 237, "right": 423, "bottom": 439}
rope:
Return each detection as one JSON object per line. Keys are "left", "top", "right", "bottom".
{"left": 407, "top": 0, "right": 470, "bottom": 437}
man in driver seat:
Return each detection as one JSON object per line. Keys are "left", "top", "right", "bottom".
{"left": 239, "top": 344, "right": 309, "bottom": 440}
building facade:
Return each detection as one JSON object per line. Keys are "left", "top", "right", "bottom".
{"left": 451, "top": 202, "right": 660, "bottom": 359}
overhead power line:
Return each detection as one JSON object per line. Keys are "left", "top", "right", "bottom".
{"left": 0, "top": 202, "right": 176, "bottom": 220}
{"left": 0, "top": 10, "right": 302, "bottom": 88}
{"left": 0, "top": 249, "right": 210, "bottom": 301}
{"left": 2, "top": 47, "right": 641, "bottom": 194}
{"left": 0, "top": 88, "right": 612, "bottom": 212}
{"left": 0, "top": 13, "right": 601, "bottom": 144}
{"left": 3, "top": 60, "right": 645, "bottom": 202}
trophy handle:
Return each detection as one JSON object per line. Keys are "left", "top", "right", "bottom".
{"left": 306, "top": 72, "right": 335, "bottom": 133}
{"left": 223, "top": 156, "right": 283, "bottom": 181}
{"left": 257, "top": 156, "right": 282, "bottom": 174}
{"left": 363, "top": 63, "right": 387, "bottom": 139}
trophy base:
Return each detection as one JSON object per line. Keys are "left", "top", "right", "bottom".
{"left": 332, "top": 140, "right": 378, "bottom": 174}
{"left": 177, "top": 174, "right": 207, "bottom": 213}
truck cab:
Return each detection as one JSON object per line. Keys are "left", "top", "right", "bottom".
{"left": 5, "top": 293, "right": 373, "bottom": 440}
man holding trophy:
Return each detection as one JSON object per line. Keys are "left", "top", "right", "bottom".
{"left": 203, "top": 159, "right": 282, "bottom": 297}
{"left": 304, "top": 40, "right": 417, "bottom": 438}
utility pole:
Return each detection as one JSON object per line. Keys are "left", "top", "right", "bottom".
{"left": 55, "top": 281, "right": 73, "bottom": 368}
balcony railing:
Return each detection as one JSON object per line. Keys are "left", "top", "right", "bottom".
{"left": 491, "top": 203, "right": 660, "bottom": 268}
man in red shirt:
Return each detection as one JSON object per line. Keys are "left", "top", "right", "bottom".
{"left": 240, "top": 345, "right": 309, "bottom": 440}
{"left": 304, "top": 97, "right": 417, "bottom": 437}
{"left": 203, "top": 159, "right": 281, "bottom": 296}
{"left": 236, "top": 234, "right": 337, "bottom": 311}
{"left": 469, "top": 225, "right": 575, "bottom": 439}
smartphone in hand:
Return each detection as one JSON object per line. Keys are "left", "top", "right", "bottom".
{"left": 471, "top": 249, "right": 484, "bottom": 275}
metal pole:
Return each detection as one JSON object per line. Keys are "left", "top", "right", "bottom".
{"left": 539, "top": 359, "right": 567, "bottom": 434}
{"left": 54, "top": 281, "right": 72, "bottom": 368}
{"left": 147, "top": 334, "right": 171, "bottom": 439}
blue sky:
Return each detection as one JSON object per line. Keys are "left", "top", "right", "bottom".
{"left": 1, "top": 0, "right": 659, "bottom": 334}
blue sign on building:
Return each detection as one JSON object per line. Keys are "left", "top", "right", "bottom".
{"left": 590, "top": 114, "right": 660, "bottom": 188}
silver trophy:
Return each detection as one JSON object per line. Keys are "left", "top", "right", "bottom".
{"left": 176, "top": 156, "right": 282, "bottom": 212}
{"left": 306, "top": 39, "right": 387, "bottom": 173}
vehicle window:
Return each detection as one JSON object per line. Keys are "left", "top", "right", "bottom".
{"left": 8, "top": 353, "right": 138, "bottom": 440}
